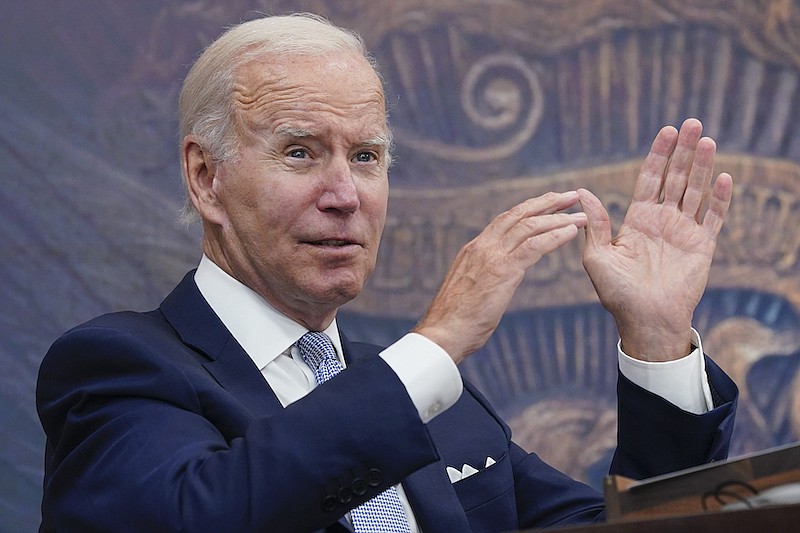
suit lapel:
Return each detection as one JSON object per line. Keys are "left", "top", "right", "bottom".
{"left": 162, "top": 272, "right": 353, "bottom": 532}
{"left": 202, "top": 340, "right": 284, "bottom": 417}
{"left": 342, "top": 336, "right": 472, "bottom": 532}
{"left": 159, "top": 271, "right": 284, "bottom": 417}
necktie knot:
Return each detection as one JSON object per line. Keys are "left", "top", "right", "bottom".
{"left": 298, "top": 331, "right": 342, "bottom": 384}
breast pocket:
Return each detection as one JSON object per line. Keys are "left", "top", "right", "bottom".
{"left": 450, "top": 450, "right": 513, "bottom": 511}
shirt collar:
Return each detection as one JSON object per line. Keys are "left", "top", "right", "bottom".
{"left": 194, "top": 255, "right": 344, "bottom": 370}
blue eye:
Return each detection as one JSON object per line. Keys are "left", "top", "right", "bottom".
{"left": 353, "top": 151, "right": 376, "bottom": 163}
{"left": 288, "top": 148, "right": 308, "bottom": 159}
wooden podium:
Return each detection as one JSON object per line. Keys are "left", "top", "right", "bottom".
{"left": 527, "top": 442, "right": 800, "bottom": 531}
{"left": 535, "top": 502, "right": 800, "bottom": 532}
{"left": 603, "top": 441, "right": 800, "bottom": 521}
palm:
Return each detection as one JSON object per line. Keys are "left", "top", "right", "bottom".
{"left": 579, "top": 119, "right": 733, "bottom": 360}
{"left": 595, "top": 200, "right": 717, "bottom": 324}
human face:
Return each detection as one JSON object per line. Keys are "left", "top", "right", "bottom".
{"left": 204, "top": 51, "right": 390, "bottom": 330}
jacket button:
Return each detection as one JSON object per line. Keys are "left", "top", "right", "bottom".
{"left": 367, "top": 468, "right": 383, "bottom": 487}
{"left": 352, "top": 477, "right": 367, "bottom": 496}
{"left": 338, "top": 486, "right": 353, "bottom": 504}
{"left": 322, "top": 494, "right": 338, "bottom": 512}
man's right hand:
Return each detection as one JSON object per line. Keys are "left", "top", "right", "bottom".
{"left": 413, "top": 191, "right": 587, "bottom": 363}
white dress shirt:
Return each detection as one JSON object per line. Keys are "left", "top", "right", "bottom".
{"left": 194, "top": 254, "right": 713, "bottom": 530}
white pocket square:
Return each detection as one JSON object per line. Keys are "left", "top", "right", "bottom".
{"left": 446, "top": 456, "right": 496, "bottom": 483}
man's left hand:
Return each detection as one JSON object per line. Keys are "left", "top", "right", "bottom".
{"left": 578, "top": 118, "right": 733, "bottom": 361}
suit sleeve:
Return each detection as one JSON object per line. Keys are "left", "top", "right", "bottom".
{"left": 610, "top": 355, "right": 738, "bottom": 478}
{"left": 37, "top": 318, "right": 439, "bottom": 533}
{"left": 509, "top": 355, "right": 737, "bottom": 528}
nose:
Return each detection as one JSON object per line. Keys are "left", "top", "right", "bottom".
{"left": 317, "top": 158, "right": 360, "bottom": 213}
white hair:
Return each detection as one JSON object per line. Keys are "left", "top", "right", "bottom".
{"left": 178, "top": 13, "right": 388, "bottom": 223}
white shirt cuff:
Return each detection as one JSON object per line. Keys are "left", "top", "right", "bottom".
{"left": 380, "top": 332, "right": 463, "bottom": 423}
{"left": 617, "top": 328, "right": 714, "bottom": 414}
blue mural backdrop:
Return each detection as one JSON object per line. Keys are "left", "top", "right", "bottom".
{"left": 3, "top": 1, "right": 800, "bottom": 530}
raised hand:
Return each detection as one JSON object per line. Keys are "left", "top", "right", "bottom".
{"left": 414, "top": 192, "right": 587, "bottom": 363}
{"left": 578, "top": 118, "right": 733, "bottom": 361}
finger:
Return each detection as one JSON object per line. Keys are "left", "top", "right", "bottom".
{"left": 516, "top": 224, "right": 581, "bottom": 264}
{"left": 501, "top": 211, "right": 587, "bottom": 254}
{"left": 577, "top": 188, "right": 611, "bottom": 249}
{"left": 702, "top": 172, "right": 733, "bottom": 237}
{"left": 663, "top": 118, "right": 703, "bottom": 205}
{"left": 632, "top": 125, "right": 678, "bottom": 203}
{"left": 485, "top": 191, "right": 580, "bottom": 242}
{"left": 681, "top": 136, "right": 716, "bottom": 221}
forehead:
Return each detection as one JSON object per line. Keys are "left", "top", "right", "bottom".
{"left": 233, "top": 51, "right": 388, "bottom": 140}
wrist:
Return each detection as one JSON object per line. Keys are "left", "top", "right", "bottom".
{"left": 411, "top": 324, "right": 464, "bottom": 364}
{"left": 617, "top": 322, "right": 694, "bottom": 362}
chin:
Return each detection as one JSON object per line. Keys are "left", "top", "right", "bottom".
{"left": 299, "top": 264, "right": 374, "bottom": 306}
{"left": 325, "top": 284, "right": 363, "bottom": 306}
{"left": 302, "top": 277, "right": 363, "bottom": 307}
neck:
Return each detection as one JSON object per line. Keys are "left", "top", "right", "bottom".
{"left": 200, "top": 238, "right": 338, "bottom": 332}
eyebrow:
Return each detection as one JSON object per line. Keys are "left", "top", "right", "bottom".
{"left": 274, "top": 125, "right": 314, "bottom": 140}
{"left": 273, "top": 125, "right": 391, "bottom": 150}
{"left": 361, "top": 133, "right": 392, "bottom": 150}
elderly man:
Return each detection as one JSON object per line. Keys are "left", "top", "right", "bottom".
{"left": 37, "top": 13, "right": 736, "bottom": 533}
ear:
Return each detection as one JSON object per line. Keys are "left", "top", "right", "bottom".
{"left": 181, "top": 136, "right": 226, "bottom": 225}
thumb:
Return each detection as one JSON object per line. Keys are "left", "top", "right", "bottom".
{"left": 577, "top": 188, "right": 611, "bottom": 250}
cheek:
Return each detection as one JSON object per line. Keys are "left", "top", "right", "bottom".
{"left": 363, "top": 179, "right": 389, "bottom": 229}
{"left": 217, "top": 183, "right": 282, "bottom": 246}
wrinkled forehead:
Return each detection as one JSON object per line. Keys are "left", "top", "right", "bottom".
{"left": 232, "top": 51, "right": 388, "bottom": 138}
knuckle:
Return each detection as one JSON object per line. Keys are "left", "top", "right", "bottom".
{"left": 541, "top": 191, "right": 560, "bottom": 202}
{"left": 505, "top": 202, "right": 528, "bottom": 219}
{"left": 461, "top": 238, "right": 483, "bottom": 255}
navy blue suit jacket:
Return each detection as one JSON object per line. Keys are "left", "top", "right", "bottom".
{"left": 37, "top": 272, "right": 737, "bottom": 532}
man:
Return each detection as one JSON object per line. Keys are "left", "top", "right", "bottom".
{"left": 37, "top": 13, "right": 737, "bottom": 533}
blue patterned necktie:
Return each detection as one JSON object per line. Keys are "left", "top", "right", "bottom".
{"left": 297, "top": 331, "right": 412, "bottom": 533}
